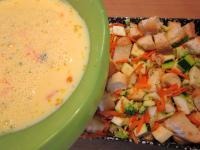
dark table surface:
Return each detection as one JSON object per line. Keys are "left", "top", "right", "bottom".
{"left": 71, "top": 138, "right": 176, "bottom": 150}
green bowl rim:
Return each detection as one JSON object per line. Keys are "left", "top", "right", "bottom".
{"left": 0, "top": 0, "right": 109, "bottom": 149}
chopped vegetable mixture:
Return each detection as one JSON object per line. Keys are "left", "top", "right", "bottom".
{"left": 83, "top": 16, "right": 200, "bottom": 145}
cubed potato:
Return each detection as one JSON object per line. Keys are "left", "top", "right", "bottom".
{"left": 113, "top": 45, "right": 132, "bottom": 62}
{"left": 99, "top": 92, "right": 115, "bottom": 112}
{"left": 136, "top": 35, "right": 156, "bottom": 51}
{"left": 168, "top": 21, "right": 181, "bottom": 30}
{"left": 131, "top": 43, "right": 145, "bottom": 57}
{"left": 121, "top": 63, "right": 134, "bottom": 76}
{"left": 152, "top": 125, "right": 173, "bottom": 143}
{"left": 166, "top": 27, "right": 186, "bottom": 44}
{"left": 138, "top": 16, "right": 163, "bottom": 34}
{"left": 154, "top": 32, "right": 171, "bottom": 51}
{"left": 113, "top": 26, "right": 126, "bottom": 36}
{"left": 184, "top": 36, "right": 200, "bottom": 55}
{"left": 183, "top": 22, "right": 196, "bottom": 39}
{"left": 117, "top": 37, "right": 132, "bottom": 46}
{"left": 107, "top": 72, "right": 128, "bottom": 93}
{"left": 129, "top": 23, "right": 143, "bottom": 39}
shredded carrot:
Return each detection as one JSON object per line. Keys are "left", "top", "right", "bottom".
{"left": 131, "top": 50, "right": 155, "bottom": 63}
{"left": 129, "top": 131, "right": 139, "bottom": 144}
{"left": 66, "top": 76, "right": 73, "bottom": 83}
{"left": 102, "top": 120, "right": 111, "bottom": 132}
{"left": 109, "top": 23, "right": 125, "bottom": 28}
{"left": 110, "top": 35, "right": 118, "bottom": 58}
{"left": 156, "top": 90, "right": 166, "bottom": 112}
{"left": 144, "top": 111, "right": 150, "bottom": 123}
{"left": 141, "top": 50, "right": 156, "bottom": 60}
{"left": 188, "top": 113, "right": 200, "bottom": 126}
{"left": 131, "top": 57, "right": 140, "bottom": 63}
{"left": 152, "top": 122, "right": 160, "bottom": 131}
{"left": 130, "top": 115, "right": 137, "bottom": 122}
{"left": 169, "top": 87, "right": 188, "bottom": 97}
{"left": 115, "top": 58, "right": 129, "bottom": 64}
{"left": 112, "top": 89, "right": 122, "bottom": 97}
{"left": 134, "top": 63, "right": 144, "bottom": 74}
{"left": 127, "top": 87, "right": 138, "bottom": 99}
{"left": 159, "top": 84, "right": 188, "bottom": 97}
{"left": 169, "top": 68, "right": 189, "bottom": 80}
{"left": 100, "top": 110, "right": 124, "bottom": 118}
{"left": 157, "top": 98, "right": 165, "bottom": 112}
{"left": 129, "top": 115, "right": 138, "bottom": 130}
{"left": 161, "top": 84, "right": 179, "bottom": 95}
{"left": 136, "top": 116, "right": 145, "bottom": 134}
{"left": 135, "top": 75, "right": 149, "bottom": 89}
{"left": 129, "top": 121, "right": 139, "bottom": 130}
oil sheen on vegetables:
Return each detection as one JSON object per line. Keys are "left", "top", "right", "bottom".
{"left": 0, "top": 0, "right": 89, "bottom": 134}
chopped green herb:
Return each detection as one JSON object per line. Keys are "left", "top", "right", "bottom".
{"left": 125, "top": 104, "right": 136, "bottom": 115}
{"left": 114, "top": 128, "right": 129, "bottom": 139}
{"left": 125, "top": 18, "right": 131, "bottom": 25}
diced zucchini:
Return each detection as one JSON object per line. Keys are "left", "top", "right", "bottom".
{"left": 111, "top": 117, "right": 128, "bottom": 127}
{"left": 152, "top": 125, "right": 173, "bottom": 143}
{"left": 173, "top": 95, "right": 191, "bottom": 114}
{"left": 124, "top": 103, "right": 137, "bottom": 115}
{"left": 143, "top": 100, "right": 156, "bottom": 107}
{"left": 121, "top": 63, "right": 134, "bottom": 76}
{"left": 184, "top": 95, "right": 196, "bottom": 112}
{"left": 185, "top": 54, "right": 196, "bottom": 65}
{"left": 171, "top": 36, "right": 189, "bottom": 48}
{"left": 163, "top": 55, "right": 175, "bottom": 62}
{"left": 113, "top": 26, "right": 126, "bottom": 36}
{"left": 178, "top": 54, "right": 195, "bottom": 72}
{"left": 176, "top": 46, "right": 189, "bottom": 58}
{"left": 139, "top": 105, "right": 146, "bottom": 114}
{"left": 115, "top": 96, "right": 130, "bottom": 113}
{"left": 125, "top": 18, "right": 131, "bottom": 25}
{"left": 114, "top": 128, "right": 129, "bottom": 139}
{"left": 162, "top": 60, "right": 175, "bottom": 70}
{"left": 131, "top": 43, "right": 145, "bottom": 57}
{"left": 133, "top": 102, "right": 142, "bottom": 111}
{"left": 124, "top": 102, "right": 142, "bottom": 115}
{"left": 134, "top": 124, "right": 148, "bottom": 137}
{"left": 144, "top": 92, "right": 160, "bottom": 101}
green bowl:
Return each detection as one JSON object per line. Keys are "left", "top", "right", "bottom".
{"left": 0, "top": 0, "right": 109, "bottom": 149}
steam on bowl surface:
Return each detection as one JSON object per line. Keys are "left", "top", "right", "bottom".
{"left": 0, "top": 0, "right": 109, "bottom": 149}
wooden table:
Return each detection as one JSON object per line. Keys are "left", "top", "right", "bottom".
{"left": 71, "top": 1, "right": 199, "bottom": 149}
{"left": 103, "top": 0, "right": 200, "bottom": 18}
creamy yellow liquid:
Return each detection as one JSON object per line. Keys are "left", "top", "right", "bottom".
{"left": 0, "top": 0, "right": 89, "bottom": 134}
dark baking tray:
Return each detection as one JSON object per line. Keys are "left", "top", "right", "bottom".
{"left": 73, "top": 17, "right": 200, "bottom": 150}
